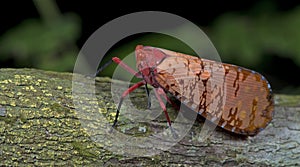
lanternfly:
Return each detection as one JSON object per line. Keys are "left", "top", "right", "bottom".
{"left": 96, "top": 45, "right": 274, "bottom": 136}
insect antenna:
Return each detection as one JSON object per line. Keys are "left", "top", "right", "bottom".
{"left": 94, "top": 59, "right": 113, "bottom": 77}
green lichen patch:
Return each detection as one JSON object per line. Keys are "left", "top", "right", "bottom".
{"left": 0, "top": 68, "right": 299, "bottom": 166}
{"left": 0, "top": 68, "right": 111, "bottom": 165}
{"left": 275, "top": 94, "right": 300, "bottom": 106}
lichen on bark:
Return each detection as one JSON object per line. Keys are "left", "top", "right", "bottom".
{"left": 0, "top": 68, "right": 299, "bottom": 166}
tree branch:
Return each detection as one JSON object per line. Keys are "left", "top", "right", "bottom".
{"left": 0, "top": 68, "right": 299, "bottom": 166}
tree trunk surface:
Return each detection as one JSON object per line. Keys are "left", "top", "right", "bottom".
{"left": 0, "top": 68, "right": 299, "bottom": 166}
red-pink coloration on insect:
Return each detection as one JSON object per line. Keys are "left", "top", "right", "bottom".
{"left": 100, "top": 45, "right": 274, "bottom": 136}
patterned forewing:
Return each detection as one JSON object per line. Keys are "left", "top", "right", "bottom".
{"left": 220, "top": 64, "right": 273, "bottom": 135}
{"left": 155, "top": 52, "right": 273, "bottom": 135}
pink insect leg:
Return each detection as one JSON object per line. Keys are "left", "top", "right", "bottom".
{"left": 95, "top": 56, "right": 151, "bottom": 108}
{"left": 112, "top": 80, "right": 146, "bottom": 127}
{"left": 96, "top": 57, "right": 176, "bottom": 136}
{"left": 154, "top": 87, "right": 178, "bottom": 138}
{"left": 95, "top": 57, "right": 142, "bottom": 78}
{"left": 153, "top": 88, "right": 172, "bottom": 126}
{"left": 156, "top": 88, "right": 180, "bottom": 111}
{"left": 111, "top": 57, "right": 142, "bottom": 78}
{"left": 95, "top": 57, "right": 152, "bottom": 128}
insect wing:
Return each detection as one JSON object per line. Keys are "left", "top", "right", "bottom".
{"left": 154, "top": 48, "right": 274, "bottom": 135}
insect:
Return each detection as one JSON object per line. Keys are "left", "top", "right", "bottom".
{"left": 96, "top": 45, "right": 274, "bottom": 136}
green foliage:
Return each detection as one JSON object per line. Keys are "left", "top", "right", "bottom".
{"left": 210, "top": 6, "right": 300, "bottom": 67}
{"left": 1, "top": 1, "right": 299, "bottom": 94}
{"left": 0, "top": 13, "right": 80, "bottom": 71}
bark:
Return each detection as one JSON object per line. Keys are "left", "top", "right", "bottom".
{"left": 0, "top": 68, "right": 299, "bottom": 166}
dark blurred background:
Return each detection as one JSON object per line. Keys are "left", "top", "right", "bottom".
{"left": 1, "top": 0, "right": 300, "bottom": 94}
